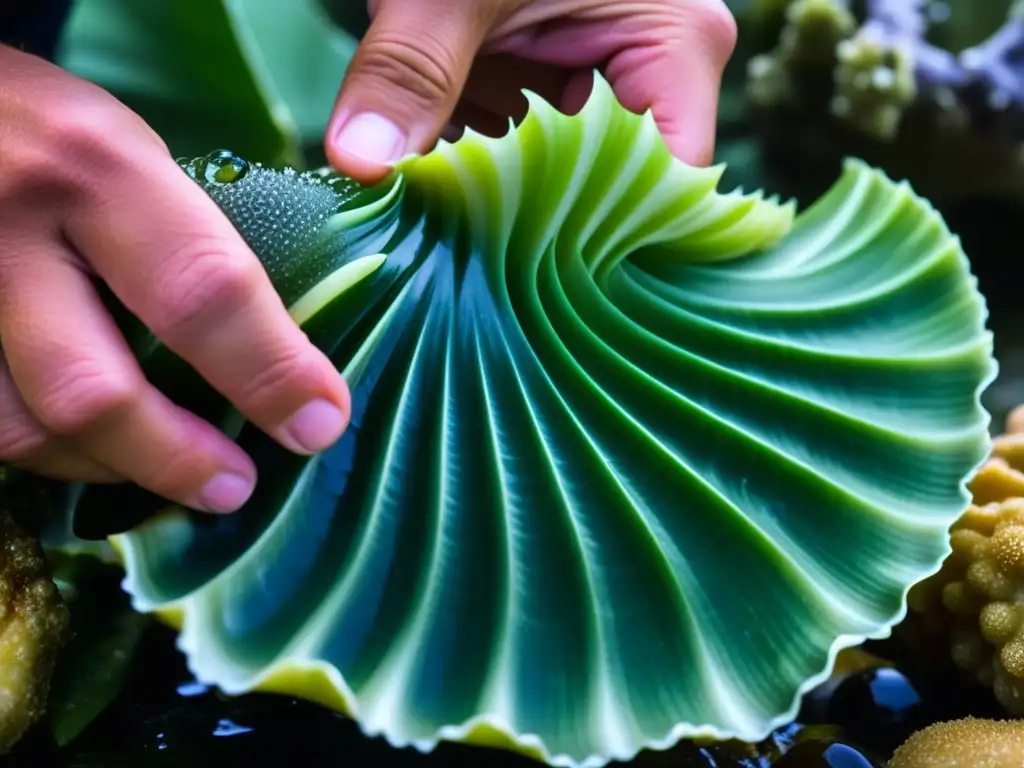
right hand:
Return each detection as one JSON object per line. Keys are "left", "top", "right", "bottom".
{"left": 0, "top": 46, "right": 351, "bottom": 514}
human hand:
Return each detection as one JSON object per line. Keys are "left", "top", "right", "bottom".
{"left": 0, "top": 46, "right": 350, "bottom": 514}
{"left": 326, "top": 0, "right": 737, "bottom": 182}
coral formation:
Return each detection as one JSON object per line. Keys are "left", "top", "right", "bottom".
{"left": 0, "top": 510, "right": 70, "bottom": 753}
{"left": 741, "top": 0, "right": 1024, "bottom": 201}
{"left": 890, "top": 716, "right": 1024, "bottom": 767}
{"left": 902, "top": 403, "right": 1024, "bottom": 712}
{"left": 748, "top": 0, "right": 1024, "bottom": 138}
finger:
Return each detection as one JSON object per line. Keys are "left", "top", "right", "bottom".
{"left": 0, "top": 355, "right": 119, "bottom": 483}
{"left": 325, "top": 0, "right": 501, "bottom": 182}
{"left": 603, "top": 5, "right": 735, "bottom": 166}
{"left": 62, "top": 147, "right": 351, "bottom": 459}
{"left": 489, "top": 1, "right": 738, "bottom": 165}
{"left": 0, "top": 246, "right": 258, "bottom": 513}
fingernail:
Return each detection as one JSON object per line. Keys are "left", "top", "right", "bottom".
{"left": 283, "top": 399, "right": 347, "bottom": 454}
{"left": 199, "top": 472, "right": 255, "bottom": 514}
{"left": 332, "top": 112, "right": 406, "bottom": 164}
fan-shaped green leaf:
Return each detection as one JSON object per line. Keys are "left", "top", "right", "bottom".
{"left": 46, "top": 74, "right": 993, "bottom": 767}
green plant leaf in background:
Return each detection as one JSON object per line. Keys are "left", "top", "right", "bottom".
{"left": 220, "top": 0, "right": 358, "bottom": 144}
{"left": 33, "top": 74, "right": 995, "bottom": 767}
{"left": 57, "top": 0, "right": 357, "bottom": 167}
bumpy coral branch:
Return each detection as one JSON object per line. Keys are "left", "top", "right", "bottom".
{"left": 899, "top": 404, "right": 1024, "bottom": 714}
{"left": 891, "top": 717, "right": 1024, "bottom": 767}
{"left": 747, "top": 0, "right": 1024, "bottom": 142}
{"left": 745, "top": 0, "right": 857, "bottom": 109}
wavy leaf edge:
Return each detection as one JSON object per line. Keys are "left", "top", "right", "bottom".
{"left": 59, "top": 71, "right": 996, "bottom": 768}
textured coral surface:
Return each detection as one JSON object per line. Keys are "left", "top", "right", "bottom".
{"left": 902, "top": 404, "right": 1024, "bottom": 712}
{"left": 891, "top": 716, "right": 1024, "bottom": 767}
{"left": 0, "top": 511, "right": 69, "bottom": 753}
{"left": 742, "top": 0, "right": 1024, "bottom": 201}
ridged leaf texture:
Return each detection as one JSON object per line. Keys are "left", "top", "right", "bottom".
{"left": 48, "top": 75, "right": 993, "bottom": 766}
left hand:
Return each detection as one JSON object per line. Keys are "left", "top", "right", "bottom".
{"left": 325, "top": 0, "right": 738, "bottom": 183}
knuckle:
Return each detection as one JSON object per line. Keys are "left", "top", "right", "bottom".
{"left": 0, "top": 418, "right": 47, "bottom": 463}
{"left": 147, "top": 245, "right": 261, "bottom": 341}
{"left": 32, "top": 359, "right": 139, "bottom": 436}
{"left": 0, "top": 142, "right": 56, "bottom": 192}
{"left": 689, "top": 1, "right": 738, "bottom": 59}
{"left": 231, "top": 345, "right": 318, "bottom": 417}
{"left": 357, "top": 33, "right": 459, "bottom": 109}
{"left": 0, "top": 145, "right": 74, "bottom": 215}
{"left": 1, "top": 104, "right": 135, "bottom": 202}
{"left": 39, "top": 105, "right": 128, "bottom": 168}
{"left": 137, "top": 433, "right": 207, "bottom": 495}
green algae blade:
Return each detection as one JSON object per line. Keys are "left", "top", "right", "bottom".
{"left": 49, "top": 74, "right": 993, "bottom": 766}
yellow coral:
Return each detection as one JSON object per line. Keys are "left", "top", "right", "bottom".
{"left": 891, "top": 717, "right": 1024, "bottom": 768}
{"left": 903, "top": 404, "right": 1024, "bottom": 712}
{"left": 0, "top": 510, "right": 69, "bottom": 753}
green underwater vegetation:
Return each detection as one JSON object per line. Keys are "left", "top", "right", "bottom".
{"left": 4, "top": 0, "right": 1024, "bottom": 764}
{"left": 21, "top": 72, "right": 995, "bottom": 766}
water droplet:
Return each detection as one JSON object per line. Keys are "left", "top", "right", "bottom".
{"left": 197, "top": 149, "right": 250, "bottom": 185}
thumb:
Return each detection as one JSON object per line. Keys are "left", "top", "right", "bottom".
{"left": 326, "top": 0, "right": 492, "bottom": 182}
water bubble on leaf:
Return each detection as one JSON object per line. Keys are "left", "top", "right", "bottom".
{"left": 197, "top": 150, "right": 250, "bottom": 185}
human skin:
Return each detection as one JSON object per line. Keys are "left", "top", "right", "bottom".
{"left": 0, "top": 47, "right": 350, "bottom": 514}
{"left": 327, "top": 0, "right": 737, "bottom": 181}
{"left": 0, "top": 0, "right": 735, "bottom": 515}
